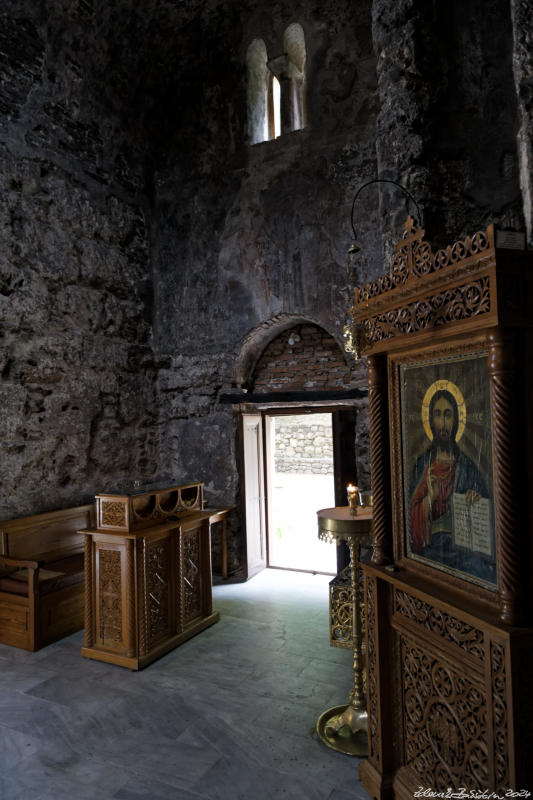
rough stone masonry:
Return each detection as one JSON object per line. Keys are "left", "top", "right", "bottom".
{"left": 1, "top": 0, "right": 531, "bottom": 576}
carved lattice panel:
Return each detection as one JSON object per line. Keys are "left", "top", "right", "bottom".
{"left": 98, "top": 549, "right": 123, "bottom": 645}
{"left": 183, "top": 529, "right": 202, "bottom": 624}
{"left": 402, "top": 637, "right": 489, "bottom": 790}
{"left": 366, "top": 575, "right": 380, "bottom": 766}
{"left": 100, "top": 500, "right": 127, "bottom": 529}
{"left": 365, "top": 277, "right": 491, "bottom": 345}
{"left": 490, "top": 642, "right": 509, "bottom": 790}
{"left": 395, "top": 589, "right": 485, "bottom": 661}
{"left": 147, "top": 538, "right": 172, "bottom": 647}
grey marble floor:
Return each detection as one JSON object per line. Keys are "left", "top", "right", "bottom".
{"left": 0, "top": 569, "right": 369, "bottom": 800}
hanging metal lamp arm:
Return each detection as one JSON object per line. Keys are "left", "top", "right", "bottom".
{"left": 350, "top": 178, "right": 422, "bottom": 242}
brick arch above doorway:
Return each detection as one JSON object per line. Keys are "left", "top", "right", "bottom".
{"left": 234, "top": 313, "right": 357, "bottom": 390}
{"left": 252, "top": 323, "right": 357, "bottom": 392}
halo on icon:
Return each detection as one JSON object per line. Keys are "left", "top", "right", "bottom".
{"left": 421, "top": 379, "right": 466, "bottom": 442}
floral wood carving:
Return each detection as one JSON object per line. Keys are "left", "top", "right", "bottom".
{"left": 183, "top": 529, "right": 201, "bottom": 623}
{"left": 366, "top": 576, "right": 380, "bottom": 765}
{"left": 101, "top": 501, "right": 127, "bottom": 527}
{"left": 395, "top": 590, "right": 485, "bottom": 661}
{"left": 402, "top": 639, "right": 488, "bottom": 790}
{"left": 99, "top": 549, "right": 122, "bottom": 644}
{"left": 363, "top": 277, "right": 491, "bottom": 346}
{"left": 147, "top": 539, "right": 170, "bottom": 645}
{"left": 355, "top": 218, "right": 493, "bottom": 303}
{"left": 490, "top": 642, "right": 509, "bottom": 790}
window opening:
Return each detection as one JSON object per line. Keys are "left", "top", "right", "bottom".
{"left": 247, "top": 23, "right": 306, "bottom": 144}
{"left": 246, "top": 39, "right": 269, "bottom": 144}
{"left": 272, "top": 75, "right": 281, "bottom": 138}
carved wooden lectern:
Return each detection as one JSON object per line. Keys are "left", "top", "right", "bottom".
{"left": 80, "top": 482, "right": 229, "bottom": 670}
{"left": 352, "top": 219, "right": 533, "bottom": 797}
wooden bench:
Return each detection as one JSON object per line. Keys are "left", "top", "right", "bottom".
{"left": 0, "top": 505, "right": 95, "bottom": 651}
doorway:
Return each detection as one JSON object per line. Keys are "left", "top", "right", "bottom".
{"left": 241, "top": 406, "right": 358, "bottom": 579}
{"left": 265, "top": 412, "right": 337, "bottom": 574}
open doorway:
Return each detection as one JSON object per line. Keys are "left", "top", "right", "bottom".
{"left": 241, "top": 406, "right": 358, "bottom": 579}
{"left": 265, "top": 412, "right": 337, "bottom": 574}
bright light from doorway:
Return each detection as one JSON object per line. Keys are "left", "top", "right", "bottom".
{"left": 267, "top": 413, "right": 337, "bottom": 574}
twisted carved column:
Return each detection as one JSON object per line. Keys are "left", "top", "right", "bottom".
{"left": 488, "top": 330, "right": 525, "bottom": 626}
{"left": 175, "top": 526, "right": 183, "bottom": 633}
{"left": 84, "top": 534, "right": 93, "bottom": 648}
{"left": 367, "top": 354, "right": 393, "bottom": 565}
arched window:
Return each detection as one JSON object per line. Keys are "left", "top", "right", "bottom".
{"left": 246, "top": 39, "right": 270, "bottom": 144}
{"left": 272, "top": 75, "right": 281, "bottom": 138}
{"left": 247, "top": 25, "right": 306, "bottom": 144}
{"left": 283, "top": 23, "right": 306, "bottom": 131}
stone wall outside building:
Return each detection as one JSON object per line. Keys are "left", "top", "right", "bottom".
{"left": 274, "top": 414, "right": 334, "bottom": 475}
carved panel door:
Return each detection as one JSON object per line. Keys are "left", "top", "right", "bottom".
{"left": 94, "top": 540, "right": 129, "bottom": 655}
{"left": 144, "top": 531, "right": 175, "bottom": 652}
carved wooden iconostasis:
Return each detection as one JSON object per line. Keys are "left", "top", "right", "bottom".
{"left": 353, "top": 219, "right": 533, "bottom": 797}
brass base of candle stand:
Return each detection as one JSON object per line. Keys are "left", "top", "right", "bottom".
{"left": 316, "top": 704, "right": 368, "bottom": 757}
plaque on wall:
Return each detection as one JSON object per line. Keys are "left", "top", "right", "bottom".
{"left": 399, "top": 350, "right": 496, "bottom": 588}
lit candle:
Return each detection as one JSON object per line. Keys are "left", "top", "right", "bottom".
{"left": 347, "top": 484, "right": 359, "bottom": 516}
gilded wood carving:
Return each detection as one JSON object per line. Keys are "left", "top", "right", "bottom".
{"left": 183, "top": 529, "right": 201, "bottom": 623}
{"left": 394, "top": 589, "right": 484, "bottom": 661}
{"left": 101, "top": 501, "right": 127, "bottom": 528}
{"left": 489, "top": 641, "right": 509, "bottom": 790}
{"left": 365, "top": 575, "right": 380, "bottom": 766}
{"left": 358, "top": 218, "right": 533, "bottom": 797}
{"left": 366, "top": 277, "right": 491, "bottom": 345}
{"left": 147, "top": 539, "right": 171, "bottom": 645}
{"left": 402, "top": 638, "right": 488, "bottom": 789}
{"left": 356, "top": 219, "right": 491, "bottom": 302}
{"left": 99, "top": 549, "right": 122, "bottom": 644}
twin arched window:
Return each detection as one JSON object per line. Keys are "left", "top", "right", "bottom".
{"left": 246, "top": 23, "right": 307, "bottom": 145}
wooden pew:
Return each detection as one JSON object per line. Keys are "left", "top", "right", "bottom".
{"left": 0, "top": 505, "right": 95, "bottom": 651}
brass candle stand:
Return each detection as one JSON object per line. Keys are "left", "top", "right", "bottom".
{"left": 316, "top": 504, "right": 373, "bottom": 756}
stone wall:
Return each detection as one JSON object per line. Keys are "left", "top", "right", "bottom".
{"left": 274, "top": 415, "right": 334, "bottom": 474}
{"left": 511, "top": 0, "right": 533, "bottom": 246}
{"left": 0, "top": 3, "right": 157, "bottom": 518}
{"left": 1, "top": 0, "right": 532, "bottom": 576}
{"left": 372, "top": 0, "right": 523, "bottom": 258}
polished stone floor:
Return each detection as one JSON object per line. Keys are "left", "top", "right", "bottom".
{"left": 0, "top": 569, "right": 368, "bottom": 800}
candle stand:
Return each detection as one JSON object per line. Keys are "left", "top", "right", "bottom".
{"left": 315, "top": 505, "right": 373, "bottom": 756}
